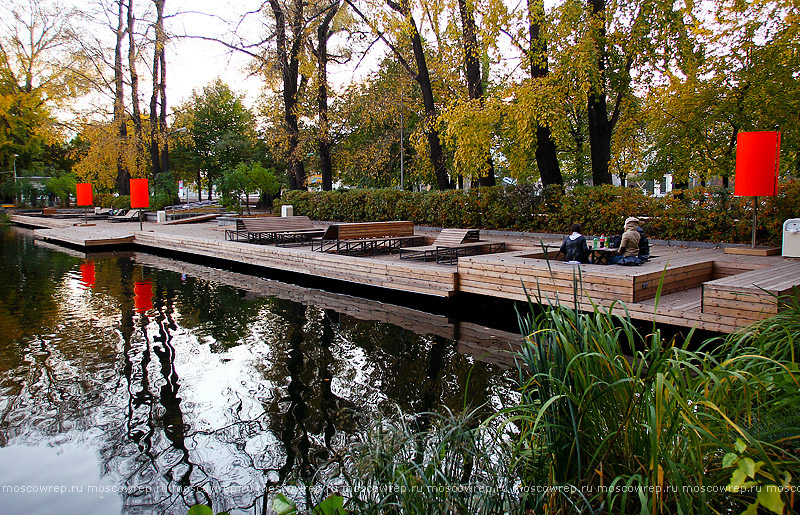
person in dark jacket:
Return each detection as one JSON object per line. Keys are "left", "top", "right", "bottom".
{"left": 636, "top": 224, "right": 650, "bottom": 261}
{"left": 558, "top": 223, "right": 590, "bottom": 263}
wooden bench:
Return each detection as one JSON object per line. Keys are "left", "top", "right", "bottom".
{"left": 224, "top": 216, "right": 323, "bottom": 244}
{"left": 399, "top": 228, "right": 505, "bottom": 264}
{"left": 311, "top": 221, "right": 424, "bottom": 254}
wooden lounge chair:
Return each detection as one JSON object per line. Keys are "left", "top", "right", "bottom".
{"left": 399, "top": 228, "right": 505, "bottom": 264}
{"left": 109, "top": 209, "right": 141, "bottom": 222}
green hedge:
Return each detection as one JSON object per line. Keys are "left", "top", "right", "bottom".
{"left": 279, "top": 181, "right": 800, "bottom": 245}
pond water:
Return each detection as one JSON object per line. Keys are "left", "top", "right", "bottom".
{"left": 0, "top": 227, "right": 518, "bottom": 515}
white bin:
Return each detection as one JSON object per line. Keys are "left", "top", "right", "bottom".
{"left": 157, "top": 210, "right": 167, "bottom": 224}
{"left": 281, "top": 204, "right": 293, "bottom": 217}
{"left": 783, "top": 218, "right": 800, "bottom": 258}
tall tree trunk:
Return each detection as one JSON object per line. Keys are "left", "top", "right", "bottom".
{"left": 458, "top": 0, "right": 494, "bottom": 187}
{"left": 316, "top": 2, "right": 339, "bottom": 192}
{"left": 529, "top": 0, "right": 562, "bottom": 187}
{"left": 127, "top": 0, "right": 144, "bottom": 174}
{"left": 150, "top": 0, "right": 169, "bottom": 186}
{"left": 388, "top": 0, "right": 450, "bottom": 189}
{"left": 270, "top": 0, "right": 307, "bottom": 190}
{"left": 114, "top": 0, "right": 130, "bottom": 195}
{"left": 586, "top": 0, "right": 613, "bottom": 186}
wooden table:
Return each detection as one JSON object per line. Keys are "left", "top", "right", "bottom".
{"left": 590, "top": 247, "right": 618, "bottom": 265}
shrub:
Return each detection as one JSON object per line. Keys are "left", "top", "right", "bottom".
{"left": 277, "top": 181, "right": 800, "bottom": 245}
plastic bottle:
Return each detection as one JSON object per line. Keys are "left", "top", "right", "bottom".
{"left": 600, "top": 234, "right": 606, "bottom": 248}
{"left": 593, "top": 236, "right": 598, "bottom": 249}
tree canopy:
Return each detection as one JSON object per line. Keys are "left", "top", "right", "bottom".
{"left": 2, "top": 0, "right": 798, "bottom": 203}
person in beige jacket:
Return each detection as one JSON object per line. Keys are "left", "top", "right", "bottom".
{"left": 608, "top": 217, "right": 641, "bottom": 265}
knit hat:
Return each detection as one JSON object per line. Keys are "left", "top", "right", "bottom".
{"left": 625, "top": 216, "right": 640, "bottom": 225}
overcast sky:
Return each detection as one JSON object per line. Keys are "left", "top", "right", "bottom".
{"left": 166, "top": 0, "right": 265, "bottom": 106}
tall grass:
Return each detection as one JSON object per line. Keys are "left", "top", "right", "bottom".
{"left": 277, "top": 289, "right": 800, "bottom": 514}
{"left": 507, "top": 290, "right": 800, "bottom": 514}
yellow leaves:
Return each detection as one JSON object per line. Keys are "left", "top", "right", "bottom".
{"left": 440, "top": 97, "right": 501, "bottom": 178}
{"left": 73, "top": 120, "right": 149, "bottom": 190}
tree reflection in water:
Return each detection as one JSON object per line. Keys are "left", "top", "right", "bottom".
{"left": 0, "top": 228, "right": 513, "bottom": 514}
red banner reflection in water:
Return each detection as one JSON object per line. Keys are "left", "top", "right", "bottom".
{"left": 134, "top": 281, "right": 153, "bottom": 313}
{"left": 79, "top": 262, "right": 95, "bottom": 289}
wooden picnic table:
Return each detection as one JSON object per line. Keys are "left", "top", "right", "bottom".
{"left": 590, "top": 247, "right": 618, "bottom": 265}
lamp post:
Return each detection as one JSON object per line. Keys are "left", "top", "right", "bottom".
{"left": 13, "top": 154, "right": 18, "bottom": 206}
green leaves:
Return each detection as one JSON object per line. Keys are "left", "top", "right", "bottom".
{"left": 270, "top": 493, "right": 345, "bottom": 515}
{"left": 187, "top": 504, "right": 230, "bottom": 515}
{"left": 271, "top": 493, "right": 297, "bottom": 515}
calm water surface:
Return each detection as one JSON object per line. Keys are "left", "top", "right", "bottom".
{"left": 0, "top": 226, "right": 516, "bottom": 514}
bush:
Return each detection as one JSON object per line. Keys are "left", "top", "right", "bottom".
{"left": 277, "top": 181, "right": 800, "bottom": 245}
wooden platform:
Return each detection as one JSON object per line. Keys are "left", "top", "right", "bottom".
{"left": 133, "top": 231, "right": 458, "bottom": 297}
{"left": 12, "top": 214, "right": 800, "bottom": 334}
{"left": 33, "top": 226, "right": 135, "bottom": 246}
{"left": 134, "top": 252, "right": 522, "bottom": 368}
{"left": 458, "top": 249, "right": 800, "bottom": 333}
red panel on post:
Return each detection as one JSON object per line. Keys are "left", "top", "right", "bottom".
{"left": 76, "top": 183, "right": 93, "bottom": 206}
{"left": 734, "top": 131, "right": 780, "bottom": 197}
{"left": 130, "top": 178, "right": 150, "bottom": 208}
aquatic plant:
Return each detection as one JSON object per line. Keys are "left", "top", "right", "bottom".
{"left": 506, "top": 290, "right": 800, "bottom": 513}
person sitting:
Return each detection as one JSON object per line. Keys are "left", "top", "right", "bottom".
{"left": 609, "top": 217, "right": 641, "bottom": 265}
{"left": 558, "top": 223, "right": 590, "bottom": 264}
{"left": 636, "top": 223, "right": 650, "bottom": 261}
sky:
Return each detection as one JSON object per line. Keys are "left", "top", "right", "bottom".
{"left": 164, "top": 0, "right": 374, "bottom": 109}
{"left": 166, "top": 0, "right": 265, "bottom": 107}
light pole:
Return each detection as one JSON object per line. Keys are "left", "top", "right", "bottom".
{"left": 400, "top": 96, "right": 404, "bottom": 191}
{"left": 13, "top": 154, "right": 18, "bottom": 205}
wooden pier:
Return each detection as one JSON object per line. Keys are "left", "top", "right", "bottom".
{"left": 11, "top": 214, "right": 800, "bottom": 334}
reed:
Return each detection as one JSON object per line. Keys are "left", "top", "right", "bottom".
{"left": 506, "top": 287, "right": 800, "bottom": 514}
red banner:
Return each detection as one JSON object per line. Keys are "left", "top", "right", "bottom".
{"left": 76, "top": 183, "right": 93, "bottom": 206}
{"left": 130, "top": 178, "right": 150, "bottom": 208}
{"left": 734, "top": 131, "right": 780, "bottom": 197}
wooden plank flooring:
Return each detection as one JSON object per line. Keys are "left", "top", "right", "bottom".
{"left": 11, "top": 214, "right": 800, "bottom": 334}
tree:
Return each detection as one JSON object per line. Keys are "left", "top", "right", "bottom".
{"left": 0, "top": 0, "right": 86, "bottom": 200}
{"left": 171, "top": 80, "right": 259, "bottom": 200}
{"left": 346, "top": 0, "right": 453, "bottom": 189}
{"left": 218, "top": 161, "right": 280, "bottom": 214}
{"left": 149, "top": 0, "right": 169, "bottom": 178}
{"left": 333, "top": 59, "right": 423, "bottom": 188}
{"left": 644, "top": 0, "right": 800, "bottom": 185}
{"left": 313, "top": 0, "right": 343, "bottom": 191}
{"left": 268, "top": 0, "right": 309, "bottom": 190}
{"left": 456, "top": 0, "right": 495, "bottom": 186}
{"left": 526, "top": 0, "right": 561, "bottom": 187}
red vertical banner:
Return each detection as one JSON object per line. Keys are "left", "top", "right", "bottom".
{"left": 134, "top": 281, "right": 153, "bottom": 313}
{"left": 734, "top": 131, "right": 780, "bottom": 197}
{"left": 80, "top": 262, "right": 95, "bottom": 289}
{"left": 76, "top": 183, "right": 93, "bottom": 206}
{"left": 130, "top": 178, "right": 150, "bottom": 208}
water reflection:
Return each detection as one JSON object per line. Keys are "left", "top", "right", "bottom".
{"left": 0, "top": 227, "right": 520, "bottom": 514}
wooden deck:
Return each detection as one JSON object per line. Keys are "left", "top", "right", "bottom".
{"left": 11, "top": 214, "right": 800, "bottom": 334}
{"left": 134, "top": 252, "right": 522, "bottom": 368}
{"left": 457, "top": 248, "right": 800, "bottom": 333}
